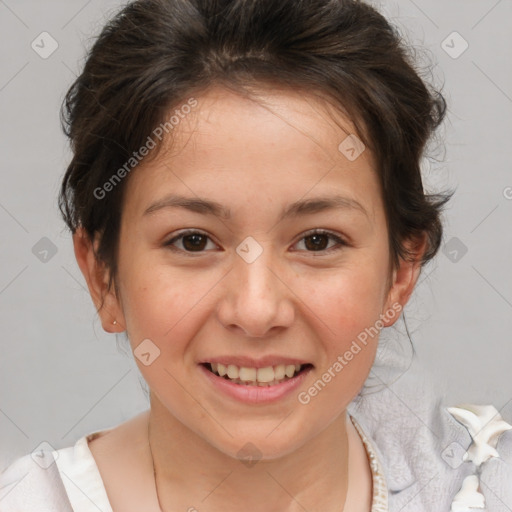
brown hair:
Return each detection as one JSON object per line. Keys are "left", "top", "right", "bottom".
{"left": 59, "top": 0, "right": 453, "bottom": 294}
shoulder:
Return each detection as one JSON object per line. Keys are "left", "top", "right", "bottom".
{"left": 0, "top": 410, "right": 150, "bottom": 512}
{"left": 0, "top": 449, "right": 74, "bottom": 511}
{"left": 446, "top": 404, "right": 512, "bottom": 511}
{"left": 0, "top": 425, "right": 118, "bottom": 512}
{"left": 348, "top": 357, "right": 512, "bottom": 511}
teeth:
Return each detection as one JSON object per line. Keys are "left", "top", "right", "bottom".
{"left": 239, "top": 367, "right": 257, "bottom": 381}
{"left": 274, "top": 365, "right": 285, "bottom": 380}
{"left": 285, "top": 365, "right": 295, "bottom": 378}
{"left": 256, "top": 366, "right": 274, "bottom": 383}
{"left": 227, "top": 365, "right": 238, "bottom": 379}
{"left": 208, "top": 362, "right": 306, "bottom": 385}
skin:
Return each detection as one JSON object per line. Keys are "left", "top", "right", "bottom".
{"left": 74, "top": 85, "right": 426, "bottom": 511}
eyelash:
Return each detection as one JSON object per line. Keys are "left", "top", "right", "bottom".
{"left": 163, "top": 229, "right": 348, "bottom": 255}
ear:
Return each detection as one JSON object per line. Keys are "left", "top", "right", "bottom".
{"left": 381, "top": 233, "right": 427, "bottom": 327}
{"left": 73, "top": 227, "right": 126, "bottom": 333}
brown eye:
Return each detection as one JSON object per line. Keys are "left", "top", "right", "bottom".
{"left": 164, "top": 230, "right": 217, "bottom": 253}
{"left": 294, "top": 230, "right": 347, "bottom": 253}
{"left": 182, "top": 233, "right": 208, "bottom": 251}
{"left": 304, "top": 233, "right": 330, "bottom": 251}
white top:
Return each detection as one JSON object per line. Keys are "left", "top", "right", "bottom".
{"left": 53, "top": 429, "right": 114, "bottom": 512}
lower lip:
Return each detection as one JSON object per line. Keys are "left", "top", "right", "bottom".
{"left": 198, "top": 364, "right": 313, "bottom": 404}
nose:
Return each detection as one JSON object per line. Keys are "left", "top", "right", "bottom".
{"left": 216, "top": 246, "right": 295, "bottom": 338}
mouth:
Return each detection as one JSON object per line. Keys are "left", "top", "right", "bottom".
{"left": 200, "top": 362, "right": 314, "bottom": 387}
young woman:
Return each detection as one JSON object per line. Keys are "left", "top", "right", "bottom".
{"left": 1, "top": 1, "right": 511, "bottom": 511}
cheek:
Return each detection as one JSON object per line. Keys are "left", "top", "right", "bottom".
{"left": 299, "top": 256, "right": 388, "bottom": 394}
{"left": 297, "top": 275, "right": 383, "bottom": 416}
{"left": 120, "top": 269, "right": 211, "bottom": 403}
{"left": 119, "top": 261, "right": 216, "bottom": 358}
{"left": 307, "top": 259, "right": 388, "bottom": 339}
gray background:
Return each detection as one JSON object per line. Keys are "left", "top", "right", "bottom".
{"left": 0, "top": 0, "right": 511, "bottom": 469}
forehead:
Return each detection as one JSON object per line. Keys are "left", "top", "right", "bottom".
{"left": 123, "top": 85, "right": 382, "bottom": 224}
{"left": 169, "top": 85, "right": 370, "bottom": 168}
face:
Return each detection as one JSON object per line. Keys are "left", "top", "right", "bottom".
{"left": 78, "top": 85, "right": 419, "bottom": 460}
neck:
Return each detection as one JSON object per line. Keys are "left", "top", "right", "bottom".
{"left": 147, "top": 395, "right": 350, "bottom": 512}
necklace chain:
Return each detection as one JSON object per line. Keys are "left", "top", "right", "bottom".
{"left": 148, "top": 419, "right": 165, "bottom": 512}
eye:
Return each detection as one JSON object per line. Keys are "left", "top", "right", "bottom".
{"left": 164, "top": 229, "right": 348, "bottom": 255}
{"left": 293, "top": 229, "right": 348, "bottom": 253}
{"left": 164, "top": 230, "right": 218, "bottom": 253}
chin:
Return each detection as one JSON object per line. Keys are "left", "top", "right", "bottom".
{"left": 202, "top": 422, "right": 316, "bottom": 464}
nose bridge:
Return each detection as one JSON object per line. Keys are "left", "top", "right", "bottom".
{"left": 219, "top": 238, "right": 293, "bottom": 337}
{"left": 238, "top": 247, "right": 276, "bottom": 301}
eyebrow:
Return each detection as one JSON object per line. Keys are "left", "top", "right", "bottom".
{"left": 143, "top": 194, "right": 369, "bottom": 221}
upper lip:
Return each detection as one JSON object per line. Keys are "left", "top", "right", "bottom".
{"left": 199, "top": 356, "right": 312, "bottom": 368}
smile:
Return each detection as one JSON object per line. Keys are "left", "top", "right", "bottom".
{"left": 202, "top": 362, "right": 313, "bottom": 386}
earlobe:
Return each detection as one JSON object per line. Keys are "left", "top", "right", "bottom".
{"left": 72, "top": 227, "right": 125, "bottom": 333}
{"left": 381, "top": 234, "right": 427, "bottom": 327}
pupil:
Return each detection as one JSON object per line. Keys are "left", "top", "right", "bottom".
{"left": 183, "top": 234, "right": 207, "bottom": 251}
{"left": 305, "top": 234, "right": 327, "bottom": 251}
